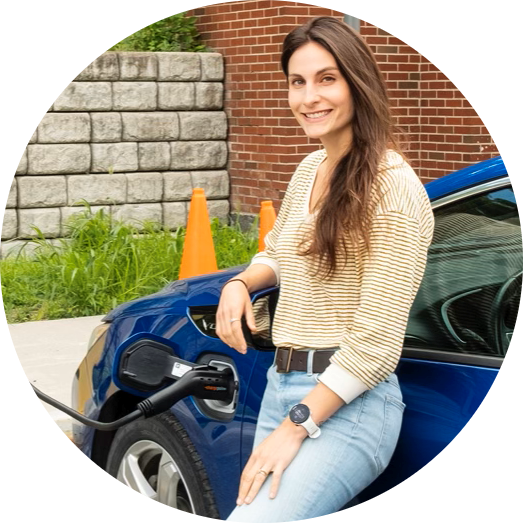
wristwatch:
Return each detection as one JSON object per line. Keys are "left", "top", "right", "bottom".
{"left": 289, "top": 403, "right": 321, "bottom": 438}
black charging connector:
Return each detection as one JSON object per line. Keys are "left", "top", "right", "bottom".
{"left": 32, "top": 364, "right": 238, "bottom": 432}
{"left": 136, "top": 365, "right": 236, "bottom": 418}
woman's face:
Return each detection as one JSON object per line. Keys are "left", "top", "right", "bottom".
{"left": 287, "top": 41, "right": 354, "bottom": 147}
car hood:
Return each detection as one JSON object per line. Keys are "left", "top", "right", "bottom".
{"left": 103, "top": 264, "right": 249, "bottom": 321}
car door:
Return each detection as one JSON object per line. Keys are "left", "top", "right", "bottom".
{"left": 356, "top": 178, "right": 522, "bottom": 502}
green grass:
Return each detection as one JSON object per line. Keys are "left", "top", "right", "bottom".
{"left": 1, "top": 207, "right": 259, "bottom": 323}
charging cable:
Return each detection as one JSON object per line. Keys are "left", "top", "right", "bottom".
{"left": 31, "top": 365, "right": 236, "bottom": 432}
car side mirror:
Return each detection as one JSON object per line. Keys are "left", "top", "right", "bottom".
{"left": 242, "top": 289, "right": 279, "bottom": 351}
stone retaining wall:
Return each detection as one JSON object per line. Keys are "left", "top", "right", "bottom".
{"left": 2, "top": 51, "right": 229, "bottom": 257}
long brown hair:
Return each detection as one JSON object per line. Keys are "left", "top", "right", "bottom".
{"left": 281, "top": 16, "right": 404, "bottom": 279}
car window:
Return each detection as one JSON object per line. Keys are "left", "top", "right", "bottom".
{"left": 405, "top": 184, "right": 522, "bottom": 358}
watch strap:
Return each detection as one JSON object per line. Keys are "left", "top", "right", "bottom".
{"left": 299, "top": 415, "right": 321, "bottom": 438}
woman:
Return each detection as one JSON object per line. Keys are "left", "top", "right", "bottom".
{"left": 217, "top": 16, "right": 434, "bottom": 522}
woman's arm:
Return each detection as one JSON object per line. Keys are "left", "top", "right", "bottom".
{"left": 232, "top": 263, "right": 278, "bottom": 293}
{"left": 236, "top": 377, "right": 362, "bottom": 506}
{"left": 216, "top": 264, "right": 276, "bottom": 354}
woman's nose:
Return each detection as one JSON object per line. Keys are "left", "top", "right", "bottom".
{"left": 303, "top": 84, "right": 321, "bottom": 106}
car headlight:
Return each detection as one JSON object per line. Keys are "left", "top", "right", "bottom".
{"left": 87, "top": 322, "right": 111, "bottom": 352}
{"left": 72, "top": 322, "right": 111, "bottom": 417}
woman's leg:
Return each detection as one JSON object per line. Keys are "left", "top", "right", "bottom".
{"left": 227, "top": 369, "right": 405, "bottom": 522}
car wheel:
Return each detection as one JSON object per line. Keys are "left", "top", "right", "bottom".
{"left": 106, "top": 412, "right": 219, "bottom": 518}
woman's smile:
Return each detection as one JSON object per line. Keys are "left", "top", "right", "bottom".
{"left": 302, "top": 109, "right": 333, "bottom": 122}
{"left": 288, "top": 41, "right": 354, "bottom": 153}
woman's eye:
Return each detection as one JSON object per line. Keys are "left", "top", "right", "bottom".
{"left": 290, "top": 77, "right": 335, "bottom": 86}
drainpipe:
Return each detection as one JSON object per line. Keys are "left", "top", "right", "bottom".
{"left": 343, "top": 14, "right": 361, "bottom": 32}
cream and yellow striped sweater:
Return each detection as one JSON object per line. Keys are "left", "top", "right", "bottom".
{"left": 250, "top": 148, "right": 434, "bottom": 398}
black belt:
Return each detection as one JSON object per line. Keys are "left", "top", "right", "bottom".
{"left": 275, "top": 347, "right": 338, "bottom": 373}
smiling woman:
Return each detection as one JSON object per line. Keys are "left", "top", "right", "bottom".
{"left": 279, "top": 16, "right": 407, "bottom": 278}
{"left": 287, "top": 47, "right": 354, "bottom": 152}
{"left": 217, "top": 16, "right": 435, "bottom": 523}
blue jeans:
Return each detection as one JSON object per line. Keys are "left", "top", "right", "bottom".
{"left": 227, "top": 362, "right": 405, "bottom": 522}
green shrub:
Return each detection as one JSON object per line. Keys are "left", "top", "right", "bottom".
{"left": 0, "top": 207, "right": 259, "bottom": 323}
{"left": 109, "top": 13, "right": 208, "bottom": 52}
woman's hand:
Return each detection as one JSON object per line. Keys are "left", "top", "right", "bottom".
{"left": 216, "top": 279, "right": 257, "bottom": 354}
{"left": 236, "top": 419, "right": 307, "bottom": 505}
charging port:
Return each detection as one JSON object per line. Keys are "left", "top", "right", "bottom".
{"left": 117, "top": 339, "right": 197, "bottom": 392}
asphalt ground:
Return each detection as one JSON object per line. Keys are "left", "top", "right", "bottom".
{"left": 9, "top": 315, "right": 106, "bottom": 436}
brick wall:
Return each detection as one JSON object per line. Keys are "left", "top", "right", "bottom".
{"left": 187, "top": 1, "right": 498, "bottom": 216}
{"left": 359, "top": 21, "right": 498, "bottom": 181}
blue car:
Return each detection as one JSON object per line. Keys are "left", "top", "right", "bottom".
{"left": 72, "top": 156, "right": 521, "bottom": 518}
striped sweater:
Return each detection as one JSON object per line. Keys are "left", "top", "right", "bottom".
{"left": 249, "top": 148, "right": 434, "bottom": 394}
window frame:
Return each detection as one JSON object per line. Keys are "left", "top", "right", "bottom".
{"left": 403, "top": 175, "right": 514, "bottom": 369}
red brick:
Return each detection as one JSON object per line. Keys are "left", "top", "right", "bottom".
{"left": 191, "top": 1, "right": 497, "bottom": 207}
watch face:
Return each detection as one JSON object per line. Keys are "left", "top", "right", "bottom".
{"left": 290, "top": 403, "right": 310, "bottom": 424}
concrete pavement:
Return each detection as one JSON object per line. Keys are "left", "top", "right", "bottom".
{"left": 9, "top": 315, "right": 106, "bottom": 435}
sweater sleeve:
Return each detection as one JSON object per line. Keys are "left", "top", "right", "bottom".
{"left": 318, "top": 361, "right": 369, "bottom": 403}
{"left": 329, "top": 207, "right": 431, "bottom": 389}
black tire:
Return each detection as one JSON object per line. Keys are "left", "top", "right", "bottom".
{"left": 106, "top": 412, "right": 219, "bottom": 518}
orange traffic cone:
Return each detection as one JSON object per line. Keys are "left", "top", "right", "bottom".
{"left": 178, "top": 188, "right": 218, "bottom": 279}
{"left": 258, "top": 201, "right": 277, "bottom": 252}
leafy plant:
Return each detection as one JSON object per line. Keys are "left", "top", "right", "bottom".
{"left": 0, "top": 206, "right": 259, "bottom": 323}
{"left": 109, "top": 13, "right": 208, "bottom": 52}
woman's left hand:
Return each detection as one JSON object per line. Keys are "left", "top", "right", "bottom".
{"left": 236, "top": 419, "right": 307, "bottom": 505}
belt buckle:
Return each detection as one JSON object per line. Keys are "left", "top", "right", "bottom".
{"left": 276, "top": 347, "right": 294, "bottom": 373}
{"left": 284, "top": 347, "right": 294, "bottom": 373}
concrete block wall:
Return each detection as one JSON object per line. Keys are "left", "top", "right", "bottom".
{"left": 2, "top": 51, "right": 229, "bottom": 255}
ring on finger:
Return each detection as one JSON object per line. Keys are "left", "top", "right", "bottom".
{"left": 230, "top": 318, "right": 240, "bottom": 323}
{"left": 256, "top": 469, "right": 269, "bottom": 477}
